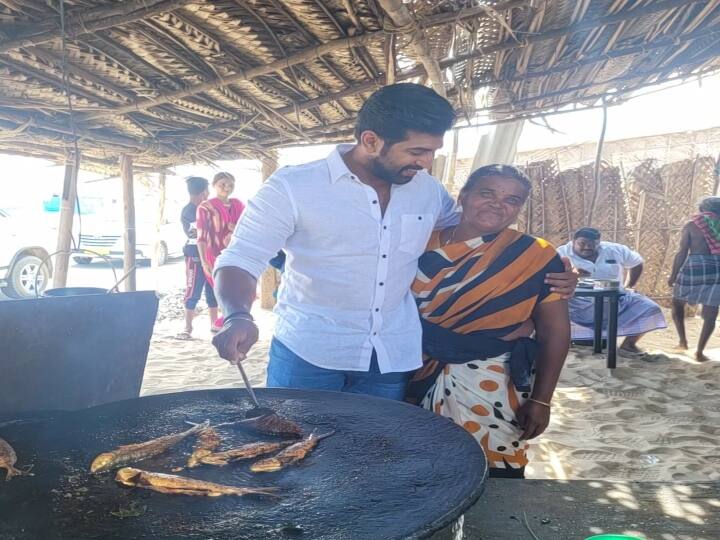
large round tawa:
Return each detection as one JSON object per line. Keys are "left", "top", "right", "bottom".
{"left": 0, "top": 388, "right": 487, "bottom": 539}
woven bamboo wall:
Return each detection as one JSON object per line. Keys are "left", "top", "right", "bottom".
{"left": 518, "top": 155, "right": 719, "bottom": 302}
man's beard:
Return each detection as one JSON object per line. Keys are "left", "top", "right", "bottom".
{"left": 369, "top": 157, "right": 422, "bottom": 185}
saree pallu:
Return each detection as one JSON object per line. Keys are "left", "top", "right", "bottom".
{"left": 411, "top": 228, "right": 564, "bottom": 475}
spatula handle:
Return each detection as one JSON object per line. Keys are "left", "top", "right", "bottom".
{"left": 236, "top": 362, "right": 261, "bottom": 409}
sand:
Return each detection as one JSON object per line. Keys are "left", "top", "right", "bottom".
{"left": 142, "top": 292, "right": 719, "bottom": 483}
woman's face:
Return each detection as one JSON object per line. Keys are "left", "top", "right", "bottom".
{"left": 214, "top": 177, "right": 235, "bottom": 198}
{"left": 459, "top": 175, "right": 528, "bottom": 233}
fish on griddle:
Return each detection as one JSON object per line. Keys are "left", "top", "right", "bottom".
{"left": 0, "top": 437, "right": 32, "bottom": 481}
{"left": 115, "top": 467, "right": 279, "bottom": 498}
{"left": 250, "top": 432, "right": 334, "bottom": 473}
{"left": 90, "top": 421, "right": 209, "bottom": 473}
{"left": 186, "top": 426, "right": 222, "bottom": 468}
{"left": 196, "top": 440, "right": 296, "bottom": 467}
{"left": 236, "top": 413, "right": 304, "bottom": 438}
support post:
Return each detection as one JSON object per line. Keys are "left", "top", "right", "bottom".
{"left": 120, "top": 154, "right": 136, "bottom": 292}
{"left": 153, "top": 172, "right": 167, "bottom": 268}
{"left": 53, "top": 154, "right": 80, "bottom": 288}
{"left": 260, "top": 150, "right": 280, "bottom": 310}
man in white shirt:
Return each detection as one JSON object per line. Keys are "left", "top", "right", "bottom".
{"left": 212, "top": 83, "right": 576, "bottom": 400}
{"left": 558, "top": 227, "right": 666, "bottom": 355}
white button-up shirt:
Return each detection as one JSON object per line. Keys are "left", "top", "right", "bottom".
{"left": 215, "top": 144, "right": 458, "bottom": 373}
{"left": 557, "top": 241, "right": 643, "bottom": 287}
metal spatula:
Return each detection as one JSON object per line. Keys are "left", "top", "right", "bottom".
{"left": 235, "top": 362, "right": 274, "bottom": 418}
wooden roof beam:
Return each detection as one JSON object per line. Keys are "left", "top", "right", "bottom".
{"left": 375, "top": 0, "right": 447, "bottom": 97}
{"left": 79, "top": 2, "right": 527, "bottom": 120}
{"left": 0, "top": 0, "right": 197, "bottom": 54}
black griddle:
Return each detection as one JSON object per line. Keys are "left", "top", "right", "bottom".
{"left": 0, "top": 388, "right": 487, "bottom": 540}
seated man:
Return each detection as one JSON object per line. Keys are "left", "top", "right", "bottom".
{"left": 557, "top": 227, "right": 667, "bottom": 355}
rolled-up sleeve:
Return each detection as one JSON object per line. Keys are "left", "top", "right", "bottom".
{"left": 214, "top": 172, "right": 296, "bottom": 279}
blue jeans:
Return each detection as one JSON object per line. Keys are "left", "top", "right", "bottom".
{"left": 266, "top": 338, "right": 410, "bottom": 401}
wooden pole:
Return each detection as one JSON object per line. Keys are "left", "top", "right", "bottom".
{"left": 120, "top": 154, "right": 137, "bottom": 292}
{"left": 53, "top": 153, "right": 80, "bottom": 288}
{"left": 260, "top": 150, "right": 280, "bottom": 310}
{"left": 153, "top": 172, "right": 167, "bottom": 268}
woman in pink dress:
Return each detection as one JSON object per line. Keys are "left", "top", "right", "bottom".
{"left": 196, "top": 172, "right": 245, "bottom": 330}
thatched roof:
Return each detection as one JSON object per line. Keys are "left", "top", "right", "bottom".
{"left": 0, "top": 0, "right": 719, "bottom": 172}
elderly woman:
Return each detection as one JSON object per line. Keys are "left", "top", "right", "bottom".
{"left": 408, "top": 164, "right": 570, "bottom": 479}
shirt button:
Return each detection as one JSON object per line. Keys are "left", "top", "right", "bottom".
{"left": 383, "top": 226, "right": 387, "bottom": 230}
{"left": 379, "top": 282, "right": 384, "bottom": 286}
{"left": 375, "top": 308, "right": 379, "bottom": 312}
{"left": 372, "top": 200, "right": 378, "bottom": 204}
{"left": 373, "top": 332, "right": 377, "bottom": 336}
{"left": 382, "top": 254, "right": 387, "bottom": 258}
{"left": 418, "top": 216, "right": 422, "bottom": 220}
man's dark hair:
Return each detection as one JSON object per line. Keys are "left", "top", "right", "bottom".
{"left": 574, "top": 227, "right": 601, "bottom": 240}
{"left": 186, "top": 176, "right": 209, "bottom": 196}
{"left": 354, "top": 83, "right": 455, "bottom": 144}
{"left": 699, "top": 196, "right": 720, "bottom": 215}
{"left": 462, "top": 164, "right": 532, "bottom": 195}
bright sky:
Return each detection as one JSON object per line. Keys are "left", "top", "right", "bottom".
{"left": 2, "top": 73, "right": 719, "bottom": 217}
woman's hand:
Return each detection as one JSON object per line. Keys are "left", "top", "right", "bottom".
{"left": 516, "top": 400, "right": 551, "bottom": 440}
{"left": 545, "top": 256, "right": 579, "bottom": 299}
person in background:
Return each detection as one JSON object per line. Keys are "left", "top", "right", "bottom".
{"left": 196, "top": 171, "right": 245, "bottom": 331}
{"left": 669, "top": 196, "right": 720, "bottom": 362}
{"left": 210, "top": 83, "right": 578, "bottom": 400}
{"left": 557, "top": 228, "right": 667, "bottom": 356}
{"left": 179, "top": 177, "right": 217, "bottom": 339}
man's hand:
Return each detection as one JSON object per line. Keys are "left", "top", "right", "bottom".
{"left": 545, "top": 256, "right": 579, "bottom": 299}
{"left": 667, "top": 275, "right": 677, "bottom": 288}
{"left": 212, "top": 319, "right": 259, "bottom": 365}
{"left": 516, "top": 400, "right": 551, "bottom": 440}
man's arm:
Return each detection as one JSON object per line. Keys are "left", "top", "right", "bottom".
{"left": 668, "top": 223, "right": 692, "bottom": 287}
{"left": 434, "top": 182, "right": 460, "bottom": 229}
{"left": 626, "top": 263, "right": 643, "bottom": 289}
{"left": 212, "top": 174, "right": 296, "bottom": 364}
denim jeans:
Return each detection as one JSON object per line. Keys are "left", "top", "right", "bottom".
{"left": 266, "top": 338, "right": 411, "bottom": 401}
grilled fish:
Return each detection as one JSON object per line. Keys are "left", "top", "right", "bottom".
{"left": 250, "top": 431, "right": 334, "bottom": 473}
{"left": 0, "top": 437, "right": 32, "bottom": 481}
{"left": 91, "top": 421, "right": 209, "bottom": 473}
{"left": 197, "top": 440, "right": 296, "bottom": 467}
{"left": 115, "top": 467, "right": 279, "bottom": 498}
{"left": 186, "top": 426, "right": 222, "bottom": 468}
{"left": 237, "top": 413, "right": 303, "bottom": 438}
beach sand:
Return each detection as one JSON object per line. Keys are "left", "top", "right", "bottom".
{"left": 142, "top": 291, "right": 719, "bottom": 482}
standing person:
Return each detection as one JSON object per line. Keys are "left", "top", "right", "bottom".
{"left": 210, "top": 83, "right": 577, "bottom": 400}
{"left": 669, "top": 197, "right": 720, "bottom": 362}
{"left": 557, "top": 228, "right": 666, "bottom": 356}
{"left": 179, "top": 177, "right": 218, "bottom": 339}
{"left": 196, "top": 171, "right": 245, "bottom": 330}
{"left": 408, "top": 165, "right": 570, "bottom": 478}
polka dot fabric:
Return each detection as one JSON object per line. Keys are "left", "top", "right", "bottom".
{"left": 421, "top": 354, "right": 531, "bottom": 472}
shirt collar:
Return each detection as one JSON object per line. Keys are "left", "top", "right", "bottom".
{"left": 326, "top": 144, "right": 355, "bottom": 184}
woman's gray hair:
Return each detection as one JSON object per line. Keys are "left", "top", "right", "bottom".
{"left": 462, "top": 164, "right": 532, "bottom": 194}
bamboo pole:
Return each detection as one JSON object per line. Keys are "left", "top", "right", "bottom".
{"left": 120, "top": 154, "right": 137, "bottom": 292}
{"left": 153, "top": 172, "right": 167, "bottom": 268}
{"left": 376, "top": 0, "right": 447, "bottom": 97}
{"left": 259, "top": 150, "right": 280, "bottom": 310}
{"left": 53, "top": 153, "right": 80, "bottom": 289}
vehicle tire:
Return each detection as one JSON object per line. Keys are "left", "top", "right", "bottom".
{"left": 73, "top": 256, "right": 93, "bottom": 265}
{"left": 3, "top": 255, "right": 50, "bottom": 298}
{"left": 155, "top": 241, "right": 169, "bottom": 266}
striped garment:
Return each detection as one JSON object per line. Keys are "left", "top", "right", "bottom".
{"left": 410, "top": 228, "right": 564, "bottom": 475}
{"left": 674, "top": 254, "right": 720, "bottom": 307}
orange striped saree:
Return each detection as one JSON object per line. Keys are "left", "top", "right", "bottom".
{"left": 410, "top": 227, "right": 563, "bottom": 476}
